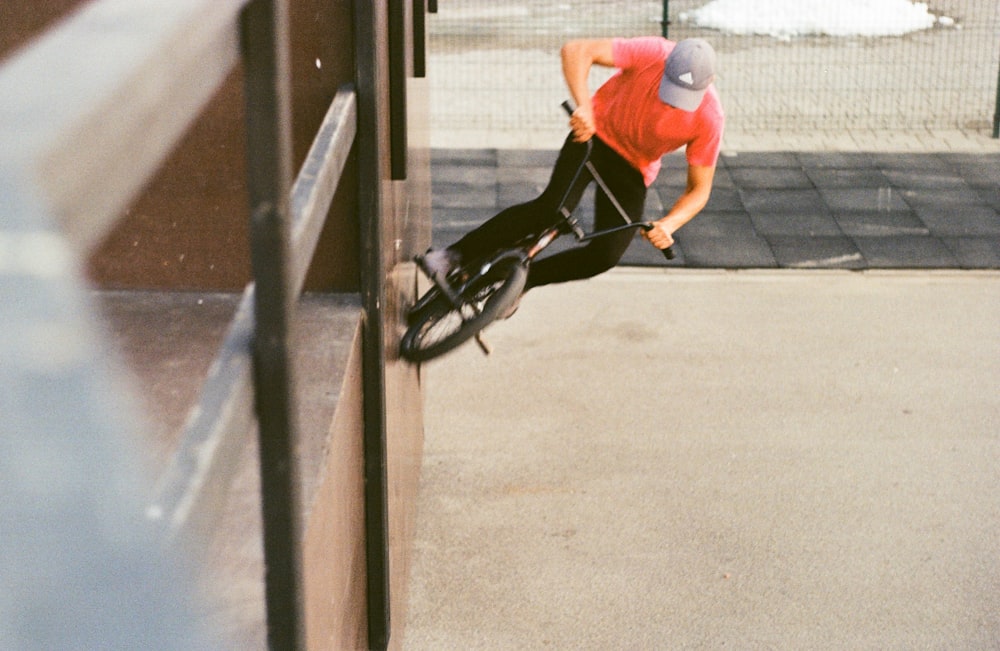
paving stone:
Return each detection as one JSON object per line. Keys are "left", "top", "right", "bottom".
{"left": 942, "top": 237, "right": 1000, "bottom": 269}
{"left": 882, "top": 169, "right": 969, "bottom": 190}
{"left": 729, "top": 166, "right": 813, "bottom": 189}
{"left": 751, "top": 211, "right": 842, "bottom": 237}
{"left": 961, "top": 167, "right": 1000, "bottom": 189}
{"left": 432, "top": 165, "right": 498, "bottom": 186}
{"left": 741, "top": 188, "right": 828, "bottom": 215}
{"left": 721, "top": 151, "right": 800, "bottom": 168}
{"left": 804, "top": 168, "right": 890, "bottom": 188}
{"left": 702, "top": 187, "right": 744, "bottom": 211}
{"left": 874, "top": 153, "right": 954, "bottom": 173}
{"left": 912, "top": 204, "right": 1000, "bottom": 237}
{"left": 432, "top": 182, "right": 498, "bottom": 209}
{"left": 940, "top": 152, "right": 1000, "bottom": 167}
{"left": 675, "top": 234, "right": 777, "bottom": 268}
{"left": 658, "top": 174, "right": 697, "bottom": 193}
{"left": 429, "top": 148, "right": 1000, "bottom": 271}
{"left": 431, "top": 149, "right": 496, "bottom": 166}
{"left": 496, "top": 165, "right": 554, "bottom": 184}
{"left": 797, "top": 152, "right": 878, "bottom": 169}
{"left": 820, "top": 187, "right": 910, "bottom": 212}
{"left": 949, "top": 157, "right": 1000, "bottom": 188}
{"left": 652, "top": 179, "right": 690, "bottom": 199}
{"left": 643, "top": 188, "right": 665, "bottom": 214}
{"left": 497, "top": 149, "right": 558, "bottom": 167}
{"left": 767, "top": 235, "right": 865, "bottom": 269}
{"left": 680, "top": 211, "right": 756, "bottom": 239}
{"left": 899, "top": 186, "right": 990, "bottom": 209}
{"left": 709, "top": 167, "right": 736, "bottom": 189}
{"left": 498, "top": 181, "right": 547, "bottom": 206}
{"left": 975, "top": 185, "right": 1000, "bottom": 211}
{"left": 850, "top": 236, "right": 958, "bottom": 268}
{"left": 640, "top": 203, "right": 664, "bottom": 223}
{"left": 833, "top": 211, "right": 929, "bottom": 237}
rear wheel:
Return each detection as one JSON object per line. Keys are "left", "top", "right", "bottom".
{"left": 400, "top": 254, "right": 527, "bottom": 362}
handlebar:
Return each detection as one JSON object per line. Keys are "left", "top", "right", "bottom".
{"left": 580, "top": 221, "right": 676, "bottom": 260}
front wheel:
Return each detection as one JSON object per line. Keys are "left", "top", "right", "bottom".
{"left": 400, "top": 253, "right": 527, "bottom": 362}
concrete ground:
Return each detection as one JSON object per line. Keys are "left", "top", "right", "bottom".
{"left": 408, "top": 9, "right": 1000, "bottom": 646}
{"left": 404, "top": 268, "right": 1000, "bottom": 650}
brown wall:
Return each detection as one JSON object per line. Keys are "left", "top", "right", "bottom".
{"left": 0, "top": 0, "right": 360, "bottom": 292}
{"left": 1, "top": 0, "right": 361, "bottom": 292}
{"left": 87, "top": 75, "right": 255, "bottom": 290}
{"left": 0, "top": 0, "right": 85, "bottom": 61}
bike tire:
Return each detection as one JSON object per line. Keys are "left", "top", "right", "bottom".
{"left": 400, "top": 253, "right": 527, "bottom": 362}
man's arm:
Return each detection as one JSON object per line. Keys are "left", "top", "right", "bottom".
{"left": 644, "top": 164, "right": 716, "bottom": 250}
{"left": 561, "top": 38, "right": 615, "bottom": 142}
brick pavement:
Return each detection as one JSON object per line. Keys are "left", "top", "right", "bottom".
{"left": 430, "top": 147, "right": 1000, "bottom": 270}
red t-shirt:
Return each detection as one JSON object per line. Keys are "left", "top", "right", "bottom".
{"left": 593, "top": 37, "right": 725, "bottom": 186}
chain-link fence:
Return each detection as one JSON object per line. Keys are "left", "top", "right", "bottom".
{"left": 427, "top": 1, "right": 1000, "bottom": 146}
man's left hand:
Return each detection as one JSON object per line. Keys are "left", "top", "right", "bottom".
{"left": 644, "top": 220, "right": 675, "bottom": 250}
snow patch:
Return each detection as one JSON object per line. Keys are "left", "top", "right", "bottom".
{"left": 681, "top": 0, "right": 955, "bottom": 40}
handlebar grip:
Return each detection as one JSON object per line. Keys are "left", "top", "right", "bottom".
{"left": 639, "top": 221, "right": 677, "bottom": 260}
{"left": 562, "top": 100, "right": 575, "bottom": 116}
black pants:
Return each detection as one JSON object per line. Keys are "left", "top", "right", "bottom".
{"left": 450, "top": 134, "right": 647, "bottom": 290}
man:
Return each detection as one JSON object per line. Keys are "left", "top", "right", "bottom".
{"left": 423, "top": 36, "right": 724, "bottom": 291}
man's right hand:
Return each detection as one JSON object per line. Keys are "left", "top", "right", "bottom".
{"left": 561, "top": 39, "right": 613, "bottom": 142}
{"left": 569, "top": 105, "right": 596, "bottom": 142}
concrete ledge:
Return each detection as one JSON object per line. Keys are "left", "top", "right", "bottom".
{"left": 98, "top": 289, "right": 368, "bottom": 649}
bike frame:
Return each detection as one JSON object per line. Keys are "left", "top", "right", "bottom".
{"left": 420, "top": 123, "right": 674, "bottom": 307}
{"left": 405, "top": 102, "right": 675, "bottom": 358}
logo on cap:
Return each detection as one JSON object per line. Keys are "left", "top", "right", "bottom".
{"left": 659, "top": 38, "right": 717, "bottom": 111}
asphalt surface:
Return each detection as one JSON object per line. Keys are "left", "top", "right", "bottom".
{"left": 405, "top": 268, "right": 1000, "bottom": 650}
{"left": 403, "top": 149, "right": 1000, "bottom": 649}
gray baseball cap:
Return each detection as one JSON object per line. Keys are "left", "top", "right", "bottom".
{"left": 659, "top": 38, "right": 717, "bottom": 111}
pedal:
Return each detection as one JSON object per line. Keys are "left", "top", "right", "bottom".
{"left": 474, "top": 332, "right": 492, "bottom": 356}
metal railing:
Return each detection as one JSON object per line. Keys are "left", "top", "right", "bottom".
{"left": 0, "top": 0, "right": 384, "bottom": 649}
{"left": 427, "top": 0, "right": 1000, "bottom": 142}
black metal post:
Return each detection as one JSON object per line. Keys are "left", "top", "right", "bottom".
{"left": 993, "top": 51, "right": 1000, "bottom": 138}
{"left": 240, "top": 0, "right": 305, "bottom": 649}
{"left": 414, "top": 0, "right": 427, "bottom": 78}
{"left": 389, "top": 0, "right": 408, "bottom": 179}
{"left": 353, "top": 1, "right": 392, "bottom": 649}
{"left": 661, "top": 0, "right": 670, "bottom": 38}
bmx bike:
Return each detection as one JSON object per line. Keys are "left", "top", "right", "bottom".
{"left": 400, "top": 102, "right": 675, "bottom": 363}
